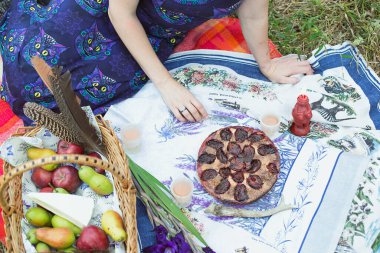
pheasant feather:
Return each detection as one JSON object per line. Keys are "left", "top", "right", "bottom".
{"left": 23, "top": 102, "right": 81, "bottom": 144}
{"left": 29, "top": 56, "right": 105, "bottom": 155}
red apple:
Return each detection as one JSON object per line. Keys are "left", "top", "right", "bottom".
{"left": 57, "top": 140, "right": 84, "bottom": 155}
{"left": 39, "top": 187, "right": 54, "bottom": 193}
{"left": 31, "top": 167, "right": 53, "bottom": 188}
{"left": 77, "top": 225, "right": 109, "bottom": 251}
{"left": 52, "top": 166, "right": 82, "bottom": 193}
{"left": 87, "top": 152, "right": 105, "bottom": 174}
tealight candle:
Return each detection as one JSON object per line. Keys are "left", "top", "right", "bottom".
{"left": 260, "top": 113, "right": 281, "bottom": 137}
{"left": 121, "top": 124, "right": 142, "bottom": 151}
{"left": 170, "top": 177, "right": 194, "bottom": 208}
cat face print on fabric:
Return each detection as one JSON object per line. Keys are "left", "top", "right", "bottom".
{"left": 22, "top": 77, "right": 56, "bottom": 108}
{"left": 18, "top": 0, "right": 64, "bottom": 24}
{"left": 75, "top": 0, "right": 108, "bottom": 17}
{"left": 0, "top": 72, "right": 15, "bottom": 104}
{"left": 75, "top": 23, "right": 115, "bottom": 61}
{"left": 1, "top": 28, "right": 27, "bottom": 62}
{"left": 22, "top": 27, "right": 67, "bottom": 65}
{"left": 76, "top": 67, "right": 121, "bottom": 104}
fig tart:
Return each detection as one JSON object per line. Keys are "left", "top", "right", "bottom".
{"left": 197, "top": 126, "right": 280, "bottom": 204}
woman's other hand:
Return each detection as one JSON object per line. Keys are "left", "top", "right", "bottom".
{"left": 259, "top": 54, "right": 314, "bottom": 84}
{"left": 156, "top": 78, "right": 208, "bottom": 122}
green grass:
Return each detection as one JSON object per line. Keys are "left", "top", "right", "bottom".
{"left": 0, "top": 243, "right": 4, "bottom": 253}
{"left": 268, "top": 0, "right": 380, "bottom": 74}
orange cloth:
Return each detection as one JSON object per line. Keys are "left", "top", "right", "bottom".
{"left": 174, "top": 17, "right": 282, "bottom": 59}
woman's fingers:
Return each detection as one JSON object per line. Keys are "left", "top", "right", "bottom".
{"left": 185, "top": 103, "right": 201, "bottom": 122}
{"left": 191, "top": 99, "right": 208, "bottom": 119}
{"left": 171, "top": 105, "right": 187, "bottom": 122}
{"left": 180, "top": 107, "right": 196, "bottom": 122}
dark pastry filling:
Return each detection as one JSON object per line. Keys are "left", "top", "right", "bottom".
{"left": 227, "top": 142, "right": 241, "bottom": 156}
{"left": 198, "top": 153, "right": 216, "bottom": 164}
{"left": 206, "top": 139, "right": 224, "bottom": 150}
{"left": 246, "top": 159, "right": 261, "bottom": 173}
{"left": 219, "top": 167, "right": 231, "bottom": 178}
{"left": 235, "top": 128, "right": 248, "bottom": 143}
{"left": 216, "top": 148, "right": 228, "bottom": 164}
{"left": 234, "top": 184, "right": 249, "bottom": 202}
{"left": 220, "top": 128, "right": 232, "bottom": 141}
{"left": 231, "top": 171, "right": 245, "bottom": 183}
{"left": 258, "top": 144, "right": 276, "bottom": 156}
{"left": 229, "top": 157, "right": 246, "bottom": 171}
{"left": 201, "top": 169, "right": 218, "bottom": 181}
{"left": 247, "top": 175, "right": 263, "bottom": 189}
{"left": 215, "top": 179, "right": 231, "bottom": 194}
{"left": 248, "top": 133, "right": 264, "bottom": 143}
{"left": 237, "top": 145, "right": 255, "bottom": 163}
{"left": 267, "top": 163, "right": 279, "bottom": 174}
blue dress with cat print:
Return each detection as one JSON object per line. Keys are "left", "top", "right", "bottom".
{"left": 0, "top": 0, "right": 241, "bottom": 124}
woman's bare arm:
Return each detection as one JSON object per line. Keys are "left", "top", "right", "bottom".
{"left": 237, "top": 0, "right": 313, "bottom": 84}
{"left": 108, "top": 0, "right": 207, "bottom": 122}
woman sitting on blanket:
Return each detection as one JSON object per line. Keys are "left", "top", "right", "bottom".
{"left": 0, "top": 0, "right": 313, "bottom": 124}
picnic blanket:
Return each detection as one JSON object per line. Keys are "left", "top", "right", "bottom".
{"left": 105, "top": 42, "right": 380, "bottom": 253}
{"left": 0, "top": 17, "right": 282, "bottom": 246}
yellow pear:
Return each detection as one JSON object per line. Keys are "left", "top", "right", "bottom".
{"left": 101, "top": 210, "right": 127, "bottom": 242}
{"left": 36, "top": 227, "right": 75, "bottom": 249}
{"left": 27, "top": 148, "right": 58, "bottom": 171}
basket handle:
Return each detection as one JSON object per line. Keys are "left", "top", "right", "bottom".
{"left": 0, "top": 154, "right": 129, "bottom": 211}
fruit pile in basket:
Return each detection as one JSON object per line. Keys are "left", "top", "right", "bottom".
{"left": 24, "top": 140, "right": 127, "bottom": 252}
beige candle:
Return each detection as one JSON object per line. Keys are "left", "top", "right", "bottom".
{"left": 260, "top": 113, "right": 281, "bottom": 137}
{"left": 262, "top": 115, "right": 279, "bottom": 126}
{"left": 170, "top": 177, "right": 194, "bottom": 207}
{"left": 121, "top": 124, "right": 141, "bottom": 150}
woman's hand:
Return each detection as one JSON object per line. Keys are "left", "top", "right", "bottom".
{"left": 156, "top": 78, "right": 208, "bottom": 122}
{"left": 259, "top": 55, "right": 314, "bottom": 84}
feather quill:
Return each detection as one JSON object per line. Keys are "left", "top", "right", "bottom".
{"left": 23, "top": 102, "right": 82, "bottom": 144}
{"left": 30, "top": 56, "right": 105, "bottom": 155}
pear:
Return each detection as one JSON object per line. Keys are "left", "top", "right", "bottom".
{"left": 35, "top": 242, "right": 50, "bottom": 253}
{"left": 101, "top": 210, "right": 127, "bottom": 242}
{"left": 27, "top": 229, "right": 39, "bottom": 245}
{"left": 51, "top": 215, "right": 82, "bottom": 236}
{"left": 53, "top": 187, "right": 70, "bottom": 194}
{"left": 36, "top": 227, "right": 75, "bottom": 249}
{"left": 62, "top": 247, "right": 76, "bottom": 252}
{"left": 79, "top": 166, "right": 113, "bottom": 195}
{"left": 27, "top": 148, "right": 58, "bottom": 171}
{"left": 25, "top": 207, "right": 51, "bottom": 227}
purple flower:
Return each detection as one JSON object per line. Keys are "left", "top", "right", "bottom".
{"left": 144, "top": 226, "right": 215, "bottom": 253}
{"left": 155, "top": 225, "right": 169, "bottom": 243}
{"left": 171, "top": 233, "right": 192, "bottom": 253}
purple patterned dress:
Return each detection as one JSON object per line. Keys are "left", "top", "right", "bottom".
{"left": 0, "top": 0, "right": 241, "bottom": 124}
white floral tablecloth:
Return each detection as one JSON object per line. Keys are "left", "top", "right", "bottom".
{"left": 105, "top": 43, "right": 380, "bottom": 253}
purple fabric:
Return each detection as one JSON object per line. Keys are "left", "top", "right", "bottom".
{"left": 0, "top": 0, "right": 241, "bottom": 124}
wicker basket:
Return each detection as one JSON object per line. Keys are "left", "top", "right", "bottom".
{"left": 0, "top": 116, "right": 138, "bottom": 252}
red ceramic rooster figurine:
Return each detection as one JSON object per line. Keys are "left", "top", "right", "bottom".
{"left": 290, "top": 94, "right": 312, "bottom": 136}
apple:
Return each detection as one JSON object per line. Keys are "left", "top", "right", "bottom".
{"left": 57, "top": 140, "right": 84, "bottom": 155}
{"left": 39, "top": 187, "right": 54, "bottom": 193}
{"left": 31, "top": 167, "right": 53, "bottom": 188}
{"left": 77, "top": 225, "right": 109, "bottom": 251}
{"left": 87, "top": 152, "right": 105, "bottom": 174}
{"left": 52, "top": 166, "right": 82, "bottom": 193}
